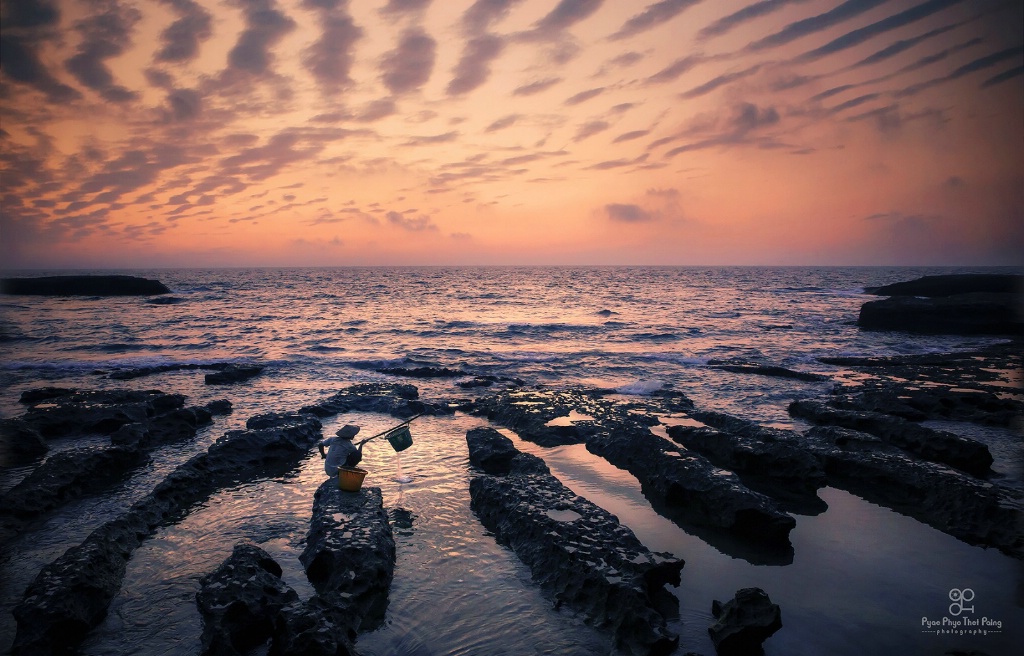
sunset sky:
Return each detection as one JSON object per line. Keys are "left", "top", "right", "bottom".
{"left": 1, "top": 0, "right": 1022, "bottom": 268}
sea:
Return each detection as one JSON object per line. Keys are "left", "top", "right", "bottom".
{"left": 0, "top": 266, "right": 1021, "bottom": 655}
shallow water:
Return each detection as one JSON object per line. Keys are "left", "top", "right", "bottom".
{"left": 1, "top": 266, "right": 1021, "bottom": 654}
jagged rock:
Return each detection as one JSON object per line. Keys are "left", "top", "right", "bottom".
{"left": 706, "top": 360, "right": 829, "bottom": 382}
{"left": 467, "top": 427, "right": 685, "bottom": 656}
{"left": 271, "top": 600, "right": 356, "bottom": 656}
{"left": 666, "top": 410, "right": 826, "bottom": 512}
{"left": 806, "top": 425, "right": 1022, "bottom": 558}
{"left": 682, "top": 409, "right": 1022, "bottom": 558}
{"left": 708, "top": 588, "right": 782, "bottom": 655}
{"left": 106, "top": 362, "right": 237, "bottom": 380}
{"left": 196, "top": 543, "right": 299, "bottom": 656}
{"left": 1, "top": 445, "right": 149, "bottom": 520}
{"left": 11, "top": 412, "right": 323, "bottom": 655}
{"left": 0, "top": 275, "right": 171, "bottom": 296}
{"left": 0, "top": 393, "right": 224, "bottom": 544}
{"left": 299, "top": 382, "right": 443, "bottom": 419}
{"left": 300, "top": 483, "right": 395, "bottom": 634}
{"left": 17, "top": 389, "right": 186, "bottom": 438}
{"left": 12, "top": 517, "right": 146, "bottom": 655}
{"left": 472, "top": 389, "right": 795, "bottom": 547}
{"left": 0, "top": 418, "right": 48, "bottom": 464}
{"left": 788, "top": 399, "right": 993, "bottom": 475}
{"left": 205, "top": 364, "right": 263, "bottom": 385}
{"left": 466, "top": 426, "right": 519, "bottom": 474}
{"left": 866, "top": 274, "right": 1023, "bottom": 297}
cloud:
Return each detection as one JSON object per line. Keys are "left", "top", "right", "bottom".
{"left": 0, "top": 34, "right": 82, "bottom": 103}
{"left": 460, "top": 0, "right": 526, "bottom": 33}
{"left": 379, "top": 0, "right": 432, "bottom": 16}
{"left": 485, "top": 114, "right": 521, "bottom": 132}
{"left": 513, "top": 77, "right": 562, "bottom": 96}
{"left": 380, "top": 28, "right": 437, "bottom": 94}
{"left": 303, "top": 1, "right": 363, "bottom": 91}
{"left": 227, "top": 4, "right": 296, "bottom": 76}
{"left": 4, "top": 0, "right": 60, "bottom": 28}
{"left": 698, "top": 0, "right": 806, "bottom": 41}
{"left": 848, "top": 19, "right": 965, "bottom": 69}
{"left": 387, "top": 210, "right": 438, "bottom": 231}
{"left": 154, "top": 0, "right": 212, "bottom": 63}
{"left": 447, "top": 34, "right": 505, "bottom": 95}
{"left": 609, "top": 0, "right": 701, "bottom": 41}
{"left": 612, "top": 129, "right": 650, "bottom": 143}
{"left": 530, "top": 0, "right": 605, "bottom": 37}
{"left": 981, "top": 65, "right": 1023, "bottom": 88}
{"left": 646, "top": 55, "right": 703, "bottom": 84}
{"left": 605, "top": 203, "right": 653, "bottom": 222}
{"left": 573, "top": 120, "right": 610, "bottom": 141}
{"left": 64, "top": 0, "right": 142, "bottom": 102}
{"left": 161, "top": 88, "right": 203, "bottom": 122}
{"left": 746, "top": 0, "right": 889, "bottom": 52}
{"left": 680, "top": 64, "right": 762, "bottom": 99}
{"left": 896, "top": 46, "right": 1024, "bottom": 97}
{"left": 354, "top": 98, "right": 397, "bottom": 122}
{"left": 660, "top": 102, "right": 781, "bottom": 157}
{"left": 402, "top": 131, "right": 459, "bottom": 146}
{"left": 796, "top": 0, "right": 969, "bottom": 63}
{"left": 588, "top": 153, "right": 649, "bottom": 169}
{"left": 565, "top": 87, "right": 604, "bottom": 105}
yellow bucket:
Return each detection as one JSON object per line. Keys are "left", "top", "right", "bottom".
{"left": 338, "top": 466, "right": 367, "bottom": 492}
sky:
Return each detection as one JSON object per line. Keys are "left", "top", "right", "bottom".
{"left": 1, "top": 0, "right": 1022, "bottom": 268}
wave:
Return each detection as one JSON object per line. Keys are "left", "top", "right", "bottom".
{"left": 615, "top": 379, "right": 669, "bottom": 395}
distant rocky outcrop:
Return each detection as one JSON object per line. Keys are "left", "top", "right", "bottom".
{"left": 857, "top": 274, "right": 1022, "bottom": 335}
{"left": 708, "top": 588, "right": 782, "bottom": 655}
{"left": 865, "top": 273, "right": 1022, "bottom": 297}
{"left": 0, "top": 275, "right": 171, "bottom": 296}
{"left": 467, "top": 427, "right": 685, "bottom": 656}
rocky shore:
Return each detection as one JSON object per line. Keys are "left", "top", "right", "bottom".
{"left": 1, "top": 274, "right": 1020, "bottom": 655}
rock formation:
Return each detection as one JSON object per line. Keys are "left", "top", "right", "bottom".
{"left": 467, "top": 427, "right": 685, "bottom": 656}
{"left": 708, "top": 587, "right": 782, "bottom": 655}
{"left": 857, "top": 274, "right": 1023, "bottom": 335}
{"left": 0, "top": 275, "right": 171, "bottom": 296}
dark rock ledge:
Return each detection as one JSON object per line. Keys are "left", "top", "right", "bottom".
{"left": 467, "top": 427, "right": 685, "bottom": 656}
{"left": 789, "top": 399, "right": 993, "bottom": 475}
{"left": 0, "top": 274, "right": 171, "bottom": 296}
{"left": 471, "top": 389, "right": 796, "bottom": 551}
{"left": 671, "top": 411, "right": 1022, "bottom": 559}
{"left": 196, "top": 484, "right": 395, "bottom": 656}
{"left": 10, "top": 382, "right": 425, "bottom": 656}
{"left": 0, "top": 389, "right": 230, "bottom": 544}
{"left": 706, "top": 360, "right": 830, "bottom": 383}
{"left": 857, "top": 274, "right": 1023, "bottom": 336}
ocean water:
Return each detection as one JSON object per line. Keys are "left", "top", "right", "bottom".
{"left": 0, "top": 266, "right": 1021, "bottom": 655}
